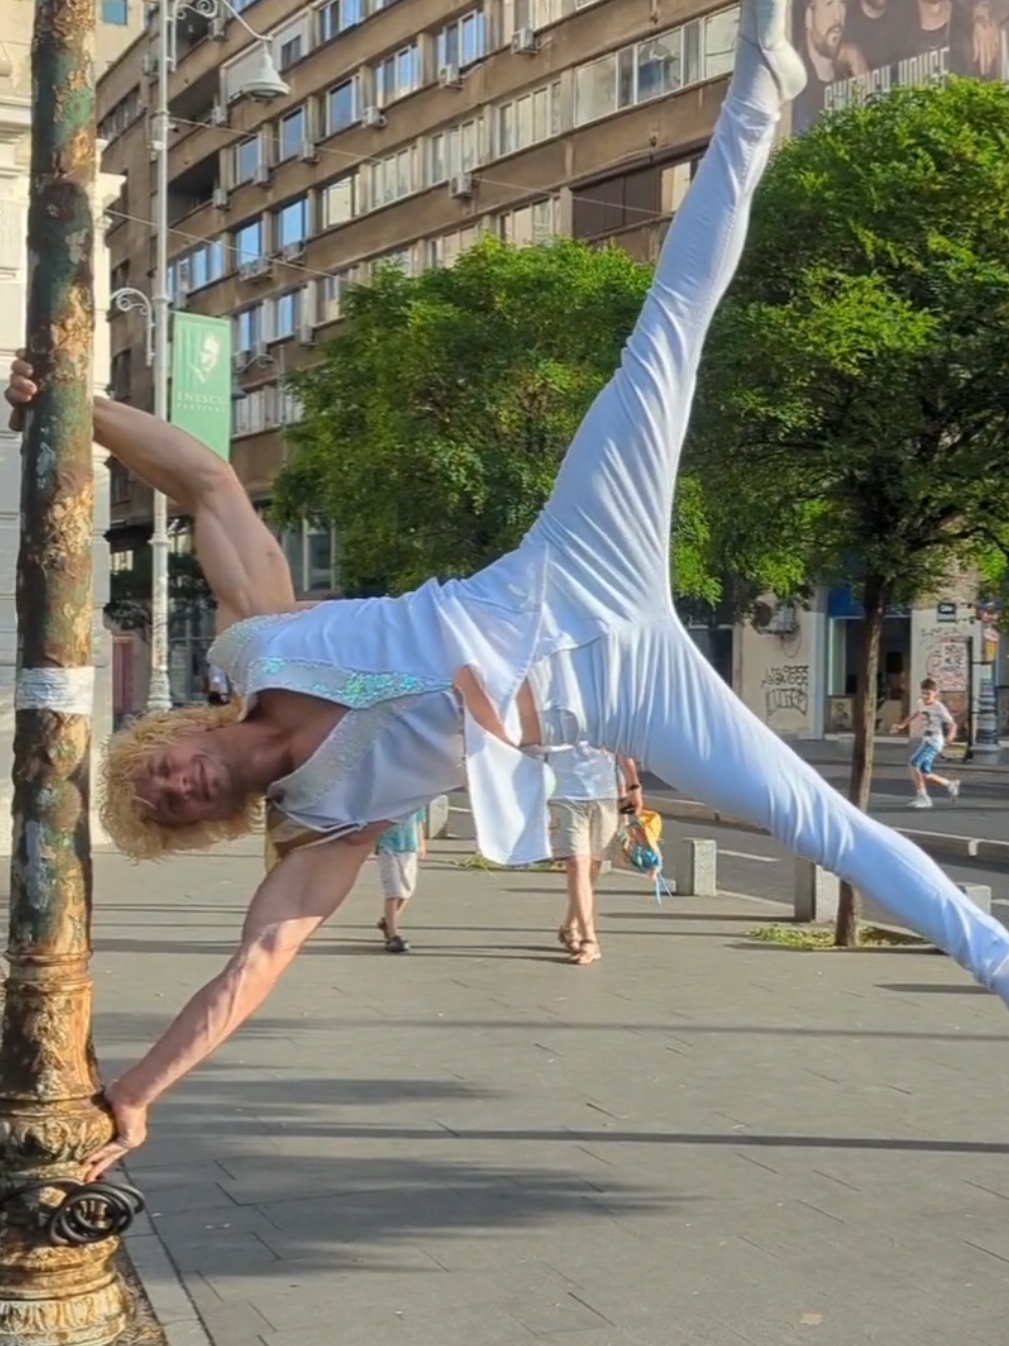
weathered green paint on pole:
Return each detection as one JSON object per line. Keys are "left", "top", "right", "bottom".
{"left": 0, "top": 0, "right": 128, "bottom": 1339}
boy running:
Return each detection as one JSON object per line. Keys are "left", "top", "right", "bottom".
{"left": 892, "top": 678, "right": 961, "bottom": 809}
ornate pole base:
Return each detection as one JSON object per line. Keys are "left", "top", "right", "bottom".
{"left": 0, "top": 1103, "right": 128, "bottom": 1345}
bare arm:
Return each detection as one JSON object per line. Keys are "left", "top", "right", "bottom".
{"left": 84, "top": 830, "right": 383, "bottom": 1177}
{"left": 8, "top": 362, "right": 296, "bottom": 629}
{"left": 618, "top": 756, "right": 643, "bottom": 812}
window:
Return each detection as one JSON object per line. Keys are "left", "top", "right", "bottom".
{"left": 101, "top": 0, "right": 129, "bottom": 23}
{"left": 307, "top": 526, "right": 335, "bottom": 591}
{"left": 617, "top": 32, "right": 683, "bottom": 108}
{"left": 431, "top": 118, "right": 484, "bottom": 184}
{"left": 375, "top": 44, "right": 421, "bottom": 106}
{"left": 110, "top": 546, "right": 135, "bottom": 571}
{"left": 498, "top": 197, "right": 559, "bottom": 248}
{"left": 322, "top": 271, "right": 349, "bottom": 321}
{"left": 661, "top": 159, "right": 697, "bottom": 214}
{"left": 233, "top": 135, "right": 261, "bottom": 185}
{"left": 280, "top": 33, "right": 303, "bottom": 68}
{"left": 279, "top": 108, "right": 307, "bottom": 160}
{"left": 379, "top": 248, "right": 418, "bottom": 278}
{"left": 233, "top": 218, "right": 264, "bottom": 266}
{"left": 110, "top": 464, "right": 132, "bottom": 505}
{"left": 276, "top": 197, "right": 309, "bottom": 247}
{"left": 370, "top": 146, "right": 418, "bottom": 207}
{"left": 234, "top": 305, "right": 263, "bottom": 353}
{"left": 428, "top": 224, "right": 481, "bottom": 269}
{"left": 703, "top": 8, "right": 738, "bottom": 78}
{"left": 109, "top": 349, "right": 132, "bottom": 402}
{"left": 498, "top": 81, "right": 561, "bottom": 154}
{"left": 502, "top": 0, "right": 561, "bottom": 32}
{"left": 320, "top": 173, "right": 360, "bottom": 228}
{"left": 234, "top": 387, "right": 267, "bottom": 436}
{"left": 326, "top": 78, "right": 357, "bottom": 134}
{"left": 573, "top": 8, "right": 738, "bottom": 127}
{"left": 437, "top": 9, "right": 487, "bottom": 69}
{"left": 187, "top": 239, "right": 226, "bottom": 289}
{"left": 273, "top": 15, "right": 310, "bottom": 71}
{"left": 318, "top": 0, "right": 362, "bottom": 42}
{"left": 574, "top": 53, "right": 617, "bottom": 126}
{"left": 274, "top": 290, "right": 304, "bottom": 338}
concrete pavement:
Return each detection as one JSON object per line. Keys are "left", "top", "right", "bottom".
{"left": 91, "top": 836, "right": 1009, "bottom": 1346}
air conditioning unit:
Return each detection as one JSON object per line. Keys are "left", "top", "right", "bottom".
{"left": 512, "top": 26, "right": 539, "bottom": 54}
{"left": 238, "top": 260, "right": 258, "bottom": 281}
{"left": 140, "top": 52, "right": 156, "bottom": 76}
{"left": 252, "top": 340, "right": 269, "bottom": 361}
{"left": 281, "top": 241, "right": 305, "bottom": 262}
{"left": 210, "top": 14, "right": 227, "bottom": 38}
{"left": 252, "top": 256, "right": 273, "bottom": 279}
{"left": 232, "top": 349, "right": 248, "bottom": 371}
{"left": 449, "top": 171, "right": 474, "bottom": 198}
{"left": 298, "top": 140, "right": 318, "bottom": 163}
{"left": 438, "top": 63, "right": 462, "bottom": 88}
{"left": 174, "top": 283, "right": 190, "bottom": 310}
{"left": 210, "top": 103, "right": 228, "bottom": 126}
{"left": 212, "top": 186, "right": 230, "bottom": 209}
{"left": 362, "top": 105, "right": 387, "bottom": 129}
{"left": 298, "top": 323, "right": 316, "bottom": 347}
{"left": 253, "top": 163, "right": 271, "bottom": 186}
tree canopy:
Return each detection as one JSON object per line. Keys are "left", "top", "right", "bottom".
{"left": 274, "top": 235, "right": 724, "bottom": 600}
{"left": 690, "top": 77, "right": 1009, "bottom": 612}
{"left": 687, "top": 77, "right": 1009, "bottom": 942}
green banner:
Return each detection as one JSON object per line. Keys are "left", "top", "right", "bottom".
{"left": 170, "top": 312, "right": 232, "bottom": 459}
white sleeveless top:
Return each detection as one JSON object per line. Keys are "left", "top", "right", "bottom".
{"left": 208, "top": 554, "right": 567, "bottom": 863}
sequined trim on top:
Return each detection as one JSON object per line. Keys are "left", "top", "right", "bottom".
{"left": 269, "top": 698, "right": 411, "bottom": 817}
{"left": 208, "top": 613, "right": 301, "bottom": 690}
{"left": 244, "top": 656, "right": 451, "bottom": 710}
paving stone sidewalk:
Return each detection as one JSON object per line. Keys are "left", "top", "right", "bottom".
{"left": 92, "top": 836, "right": 1009, "bottom": 1346}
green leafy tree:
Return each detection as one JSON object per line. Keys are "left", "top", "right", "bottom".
{"left": 274, "top": 236, "right": 723, "bottom": 602}
{"left": 689, "top": 79, "right": 1009, "bottom": 944}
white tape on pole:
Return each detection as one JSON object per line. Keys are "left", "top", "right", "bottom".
{"left": 15, "top": 667, "right": 95, "bottom": 714}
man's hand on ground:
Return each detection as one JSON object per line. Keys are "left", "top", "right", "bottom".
{"left": 85, "top": 1082, "right": 149, "bottom": 1180}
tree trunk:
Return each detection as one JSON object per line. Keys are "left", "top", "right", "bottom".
{"left": 833, "top": 576, "right": 887, "bottom": 948}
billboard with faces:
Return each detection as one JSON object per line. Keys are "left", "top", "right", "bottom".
{"left": 792, "top": 0, "right": 1009, "bottom": 132}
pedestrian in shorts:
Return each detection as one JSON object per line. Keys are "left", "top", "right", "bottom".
{"left": 892, "top": 677, "right": 961, "bottom": 809}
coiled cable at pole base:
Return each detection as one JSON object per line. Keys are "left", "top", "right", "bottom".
{"left": 0, "top": 1178, "right": 146, "bottom": 1246}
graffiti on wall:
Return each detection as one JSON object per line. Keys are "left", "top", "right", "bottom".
{"left": 761, "top": 664, "right": 811, "bottom": 723}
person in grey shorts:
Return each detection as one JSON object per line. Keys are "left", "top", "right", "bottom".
{"left": 548, "top": 746, "right": 641, "bottom": 966}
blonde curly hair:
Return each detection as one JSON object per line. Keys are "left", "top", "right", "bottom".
{"left": 99, "top": 700, "right": 264, "bottom": 861}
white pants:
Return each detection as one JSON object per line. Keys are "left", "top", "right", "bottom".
{"left": 525, "top": 54, "right": 1009, "bottom": 999}
{"left": 378, "top": 851, "right": 419, "bottom": 902}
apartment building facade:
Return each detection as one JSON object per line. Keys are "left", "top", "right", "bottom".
{"left": 98, "top": 0, "right": 736, "bottom": 686}
{"left": 0, "top": 0, "right": 143, "bottom": 852}
{"left": 94, "top": 0, "right": 1009, "bottom": 742}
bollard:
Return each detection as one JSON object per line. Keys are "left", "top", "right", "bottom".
{"left": 957, "top": 883, "right": 992, "bottom": 916}
{"left": 794, "top": 859, "right": 839, "bottom": 923}
{"left": 676, "top": 837, "right": 717, "bottom": 897}
{"left": 426, "top": 795, "right": 450, "bottom": 839}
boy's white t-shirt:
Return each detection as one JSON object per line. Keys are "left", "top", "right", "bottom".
{"left": 918, "top": 698, "right": 955, "bottom": 749}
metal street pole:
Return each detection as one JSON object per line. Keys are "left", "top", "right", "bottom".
{"left": 0, "top": 0, "right": 131, "bottom": 1337}
{"left": 147, "top": 0, "right": 173, "bottom": 713}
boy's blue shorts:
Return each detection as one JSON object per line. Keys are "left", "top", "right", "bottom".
{"left": 909, "top": 742, "right": 941, "bottom": 774}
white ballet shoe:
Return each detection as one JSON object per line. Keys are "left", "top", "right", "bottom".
{"left": 736, "top": 0, "right": 808, "bottom": 103}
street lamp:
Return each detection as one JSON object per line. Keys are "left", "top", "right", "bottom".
{"left": 141, "top": 1, "right": 287, "bottom": 713}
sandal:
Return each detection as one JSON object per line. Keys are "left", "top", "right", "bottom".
{"left": 385, "top": 935, "right": 410, "bottom": 954}
{"left": 569, "top": 940, "right": 601, "bottom": 966}
{"left": 557, "top": 924, "right": 580, "bottom": 954}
